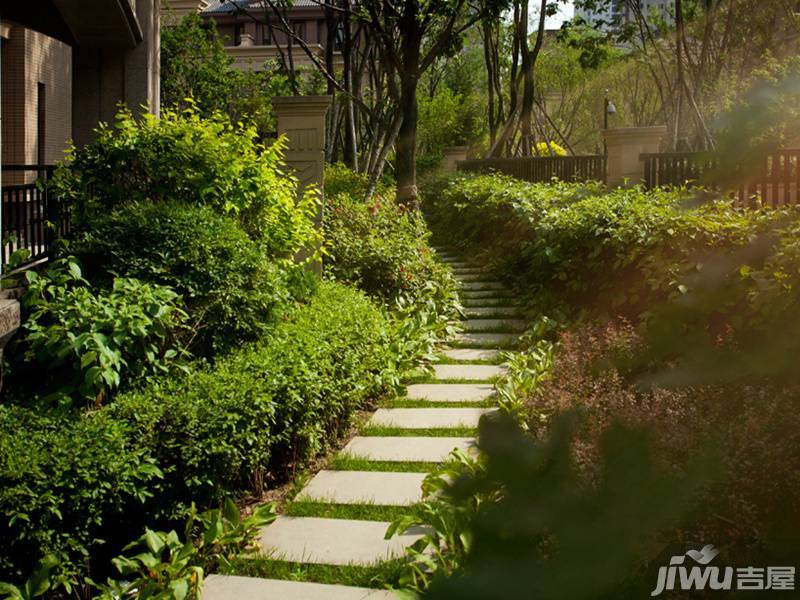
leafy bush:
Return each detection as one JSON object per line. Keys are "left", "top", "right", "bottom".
{"left": 324, "top": 164, "right": 459, "bottom": 311}
{"left": 0, "top": 282, "right": 394, "bottom": 588}
{"left": 52, "top": 106, "right": 319, "bottom": 257}
{"left": 11, "top": 256, "right": 187, "bottom": 405}
{"left": 72, "top": 201, "right": 301, "bottom": 355}
{"left": 422, "top": 172, "right": 776, "bottom": 316}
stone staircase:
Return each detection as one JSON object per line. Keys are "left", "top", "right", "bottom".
{"left": 203, "top": 246, "right": 524, "bottom": 599}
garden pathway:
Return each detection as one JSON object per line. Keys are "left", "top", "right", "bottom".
{"left": 203, "top": 247, "right": 524, "bottom": 599}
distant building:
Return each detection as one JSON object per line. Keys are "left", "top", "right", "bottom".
{"left": 1, "top": 0, "right": 160, "bottom": 180}
{"left": 576, "top": 0, "right": 673, "bottom": 29}
{"left": 162, "top": 0, "right": 343, "bottom": 71}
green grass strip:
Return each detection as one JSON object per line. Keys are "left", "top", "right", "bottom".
{"left": 329, "top": 455, "right": 443, "bottom": 472}
{"left": 284, "top": 501, "right": 423, "bottom": 522}
{"left": 384, "top": 398, "right": 493, "bottom": 409}
{"left": 227, "top": 556, "right": 407, "bottom": 589}
{"left": 403, "top": 375, "right": 499, "bottom": 385}
{"left": 361, "top": 425, "right": 478, "bottom": 437}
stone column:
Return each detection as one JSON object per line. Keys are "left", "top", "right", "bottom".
{"left": 603, "top": 126, "right": 667, "bottom": 187}
{"left": 442, "top": 146, "right": 469, "bottom": 171}
{"left": 271, "top": 95, "right": 332, "bottom": 275}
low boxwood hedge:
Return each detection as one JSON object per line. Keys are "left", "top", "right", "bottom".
{"left": 0, "top": 281, "right": 392, "bottom": 584}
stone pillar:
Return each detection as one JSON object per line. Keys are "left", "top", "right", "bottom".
{"left": 271, "top": 95, "right": 332, "bottom": 275}
{"left": 442, "top": 146, "right": 469, "bottom": 171}
{"left": 603, "top": 126, "right": 667, "bottom": 187}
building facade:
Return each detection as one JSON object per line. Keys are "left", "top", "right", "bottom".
{"left": 162, "top": 0, "right": 342, "bottom": 71}
{"left": 576, "top": 0, "right": 673, "bottom": 29}
{"left": 1, "top": 0, "right": 161, "bottom": 182}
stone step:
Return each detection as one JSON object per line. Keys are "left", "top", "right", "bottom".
{"left": 454, "top": 332, "right": 519, "bottom": 347}
{"left": 441, "top": 348, "right": 501, "bottom": 361}
{"left": 430, "top": 365, "right": 505, "bottom": 381}
{"left": 459, "top": 281, "right": 506, "bottom": 291}
{"left": 463, "top": 306, "right": 522, "bottom": 317}
{"left": 407, "top": 382, "right": 495, "bottom": 400}
{"left": 296, "top": 470, "right": 426, "bottom": 506}
{"left": 445, "top": 262, "right": 473, "bottom": 269}
{"left": 257, "top": 517, "right": 428, "bottom": 565}
{"left": 342, "top": 436, "right": 475, "bottom": 462}
{"left": 369, "top": 407, "right": 494, "bottom": 429}
{"left": 463, "top": 318, "right": 527, "bottom": 332}
{"left": 460, "top": 290, "right": 514, "bottom": 299}
{"left": 454, "top": 273, "right": 490, "bottom": 282}
{"left": 203, "top": 575, "right": 395, "bottom": 600}
{"left": 461, "top": 298, "right": 519, "bottom": 308}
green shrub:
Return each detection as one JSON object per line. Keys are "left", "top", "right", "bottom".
{"left": 72, "top": 201, "right": 301, "bottom": 355}
{"left": 0, "top": 282, "right": 394, "bottom": 588}
{"left": 423, "top": 172, "right": 776, "bottom": 315}
{"left": 0, "top": 406, "right": 163, "bottom": 585}
{"left": 324, "top": 165, "right": 458, "bottom": 311}
{"left": 52, "top": 106, "right": 319, "bottom": 257}
{"left": 11, "top": 256, "right": 187, "bottom": 405}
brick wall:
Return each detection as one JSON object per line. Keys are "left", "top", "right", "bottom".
{"left": 1, "top": 25, "right": 72, "bottom": 183}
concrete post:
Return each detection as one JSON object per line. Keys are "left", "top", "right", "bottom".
{"left": 603, "top": 126, "right": 667, "bottom": 187}
{"left": 442, "top": 146, "right": 469, "bottom": 171}
{"left": 271, "top": 95, "right": 332, "bottom": 275}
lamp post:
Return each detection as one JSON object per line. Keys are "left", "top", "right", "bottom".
{"left": 603, "top": 89, "right": 617, "bottom": 156}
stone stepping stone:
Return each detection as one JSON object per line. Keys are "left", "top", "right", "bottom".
{"left": 441, "top": 348, "right": 501, "bottom": 361}
{"left": 461, "top": 298, "right": 518, "bottom": 308}
{"left": 296, "top": 470, "right": 426, "bottom": 506}
{"left": 464, "top": 318, "right": 526, "bottom": 332}
{"left": 257, "top": 517, "right": 427, "bottom": 565}
{"left": 464, "top": 306, "right": 521, "bottom": 317}
{"left": 459, "top": 281, "right": 506, "bottom": 291}
{"left": 430, "top": 365, "right": 505, "bottom": 381}
{"left": 446, "top": 262, "right": 473, "bottom": 269}
{"left": 369, "top": 407, "right": 494, "bottom": 428}
{"left": 460, "top": 290, "right": 514, "bottom": 299}
{"left": 203, "top": 575, "right": 395, "bottom": 600}
{"left": 407, "top": 382, "right": 495, "bottom": 400}
{"left": 455, "top": 273, "right": 489, "bottom": 282}
{"left": 342, "top": 436, "right": 475, "bottom": 462}
{"left": 455, "top": 332, "right": 519, "bottom": 347}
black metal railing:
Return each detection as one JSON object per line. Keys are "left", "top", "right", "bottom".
{"left": 2, "top": 165, "right": 70, "bottom": 267}
{"left": 642, "top": 150, "right": 800, "bottom": 208}
{"left": 457, "top": 155, "right": 607, "bottom": 184}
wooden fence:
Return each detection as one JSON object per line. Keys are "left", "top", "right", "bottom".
{"left": 642, "top": 150, "right": 800, "bottom": 208}
{"left": 457, "top": 155, "right": 607, "bottom": 184}
{"left": 2, "top": 165, "right": 70, "bottom": 267}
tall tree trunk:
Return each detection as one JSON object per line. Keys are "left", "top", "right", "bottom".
{"left": 395, "top": 70, "right": 419, "bottom": 207}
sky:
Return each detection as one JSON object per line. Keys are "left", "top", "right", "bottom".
{"left": 545, "top": 1, "right": 575, "bottom": 29}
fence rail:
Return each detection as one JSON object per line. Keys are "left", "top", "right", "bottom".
{"left": 2, "top": 165, "right": 70, "bottom": 267}
{"left": 457, "top": 155, "right": 606, "bottom": 184}
{"left": 642, "top": 150, "right": 800, "bottom": 208}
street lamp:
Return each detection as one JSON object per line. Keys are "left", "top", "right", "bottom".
{"left": 603, "top": 89, "right": 616, "bottom": 155}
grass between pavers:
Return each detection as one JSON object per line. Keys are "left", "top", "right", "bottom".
{"left": 384, "top": 398, "right": 494, "bottom": 409}
{"left": 360, "top": 425, "right": 479, "bottom": 437}
{"left": 227, "top": 556, "right": 407, "bottom": 589}
{"left": 460, "top": 299, "right": 520, "bottom": 308}
{"left": 451, "top": 339, "right": 518, "bottom": 350}
{"left": 433, "top": 354, "right": 506, "bottom": 366}
{"left": 403, "top": 374, "right": 501, "bottom": 385}
{"left": 284, "top": 500, "right": 425, "bottom": 522}
{"left": 462, "top": 311, "right": 524, "bottom": 319}
{"left": 329, "top": 455, "right": 443, "bottom": 472}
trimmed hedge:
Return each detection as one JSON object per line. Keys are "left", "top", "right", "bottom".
{"left": 0, "top": 282, "right": 392, "bottom": 583}
{"left": 422, "top": 173, "right": 776, "bottom": 316}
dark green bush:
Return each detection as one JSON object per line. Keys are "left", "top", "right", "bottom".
{"left": 72, "top": 201, "right": 301, "bottom": 355}
{"left": 0, "top": 282, "right": 392, "bottom": 586}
